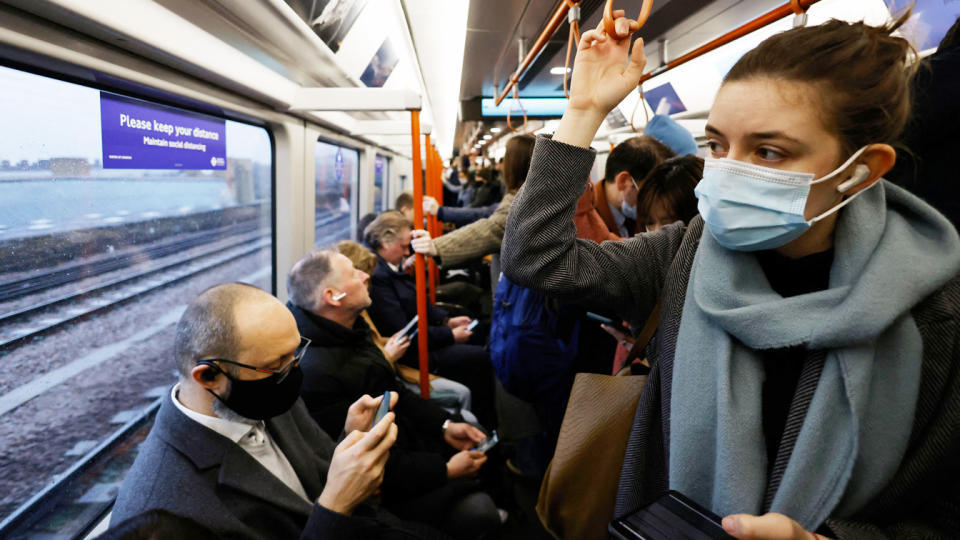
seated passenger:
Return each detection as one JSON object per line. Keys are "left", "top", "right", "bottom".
{"left": 112, "top": 283, "right": 435, "bottom": 539}
{"left": 592, "top": 136, "right": 675, "bottom": 237}
{"left": 99, "top": 509, "right": 218, "bottom": 540}
{"left": 502, "top": 11, "right": 960, "bottom": 539}
{"left": 364, "top": 212, "right": 496, "bottom": 428}
{"left": 334, "top": 240, "right": 477, "bottom": 423}
{"left": 394, "top": 192, "right": 415, "bottom": 223}
{"left": 357, "top": 212, "right": 378, "bottom": 243}
{"left": 635, "top": 155, "right": 703, "bottom": 232}
{"left": 411, "top": 135, "right": 536, "bottom": 268}
{"left": 286, "top": 250, "right": 500, "bottom": 538}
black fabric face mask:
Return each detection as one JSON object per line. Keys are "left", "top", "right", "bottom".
{"left": 207, "top": 365, "right": 303, "bottom": 420}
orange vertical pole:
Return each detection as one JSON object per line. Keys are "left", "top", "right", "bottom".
{"left": 430, "top": 147, "right": 442, "bottom": 294}
{"left": 410, "top": 110, "right": 430, "bottom": 399}
{"left": 424, "top": 135, "right": 438, "bottom": 305}
{"left": 432, "top": 148, "right": 444, "bottom": 232}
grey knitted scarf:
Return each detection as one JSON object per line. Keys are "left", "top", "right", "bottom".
{"left": 669, "top": 180, "right": 960, "bottom": 529}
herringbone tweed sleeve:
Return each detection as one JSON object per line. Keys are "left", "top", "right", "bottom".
{"left": 501, "top": 135, "right": 686, "bottom": 328}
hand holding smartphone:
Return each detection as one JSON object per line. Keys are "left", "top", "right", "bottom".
{"left": 466, "top": 319, "right": 479, "bottom": 332}
{"left": 371, "top": 391, "right": 391, "bottom": 429}
{"left": 398, "top": 315, "right": 419, "bottom": 339}
{"left": 471, "top": 430, "right": 498, "bottom": 453}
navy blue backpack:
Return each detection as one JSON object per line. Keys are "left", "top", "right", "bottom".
{"left": 489, "top": 275, "right": 580, "bottom": 402}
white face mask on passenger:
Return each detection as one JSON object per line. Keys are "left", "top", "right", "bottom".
{"left": 695, "top": 147, "right": 874, "bottom": 251}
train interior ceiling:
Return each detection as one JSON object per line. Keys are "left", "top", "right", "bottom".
{"left": 0, "top": 0, "right": 953, "bottom": 537}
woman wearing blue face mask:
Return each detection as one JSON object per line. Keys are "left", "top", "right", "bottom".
{"left": 501, "top": 9, "right": 960, "bottom": 540}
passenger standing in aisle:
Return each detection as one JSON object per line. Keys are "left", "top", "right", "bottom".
{"left": 502, "top": 12, "right": 960, "bottom": 539}
{"left": 592, "top": 136, "right": 675, "bottom": 237}
{"left": 410, "top": 134, "right": 535, "bottom": 269}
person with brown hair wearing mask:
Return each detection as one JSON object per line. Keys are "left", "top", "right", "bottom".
{"left": 502, "top": 10, "right": 960, "bottom": 539}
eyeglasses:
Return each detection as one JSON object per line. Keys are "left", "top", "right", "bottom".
{"left": 200, "top": 336, "right": 312, "bottom": 383}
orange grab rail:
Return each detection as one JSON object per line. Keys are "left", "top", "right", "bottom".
{"left": 410, "top": 110, "right": 430, "bottom": 399}
{"left": 637, "top": 0, "right": 818, "bottom": 84}
{"left": 493, "top": 1, "right": 574, "bottom": 106}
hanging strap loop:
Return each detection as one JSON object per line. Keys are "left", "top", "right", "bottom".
{"left": 603, "top": 0, "right": 653, "bottom": 40}
{"left": 562, "top": 1, "right": 582, "bottom": 99}
{"left": 506, "top": 83, "right": 528, "bottom": 132}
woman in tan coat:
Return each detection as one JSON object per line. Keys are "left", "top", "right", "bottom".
{"left": 410, "top": 135, "right": 535, "bottom": 267}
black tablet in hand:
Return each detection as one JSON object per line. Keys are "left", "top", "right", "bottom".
{"left": 609, "top": 491, "right": 733, "bottom": 540}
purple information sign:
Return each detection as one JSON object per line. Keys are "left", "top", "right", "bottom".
{"left": 643, "top": 82, "right": 687, "bottom": 115}
{"left": 100, "top": 93, "right": 227, "bottom": 170}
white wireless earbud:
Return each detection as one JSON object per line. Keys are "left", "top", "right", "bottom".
{"left": 837, "top": 164, "right": 871, "bottom": 193}
{"left": 332, "top": 292, "right": 347, "bottom": 301}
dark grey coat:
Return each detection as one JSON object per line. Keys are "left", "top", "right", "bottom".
{"left": 112, "top": 390, "right": 424, "bottom": 539}
{"left": 501, "top": 136, "right": 960, "bottom": 539}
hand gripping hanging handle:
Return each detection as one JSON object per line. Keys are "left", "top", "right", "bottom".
{"left": 603, "top": 0, "right": 653, "bottom": 40}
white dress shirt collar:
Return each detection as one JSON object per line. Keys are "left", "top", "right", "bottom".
{"left": 171, "top": 384, "right": 258, "bottom": 443}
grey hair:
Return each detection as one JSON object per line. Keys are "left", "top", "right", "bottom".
{"left": 286, "top": 250, "right": 337, "bottom": 312}
{"left": 174, "top": 282, "right": 263, "bottom": 378}
{"left": 363, "top": 210, "right": 411, "bottom": 251}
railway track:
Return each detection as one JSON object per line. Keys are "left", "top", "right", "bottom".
{"left": 0, "top": 234, "right": 271, "bottom": 352}
{"left": 0, "top": 219, "right": 262, "bottom": 303}
{"left": 0, "top": 212, "right": 350, "bottom": 353}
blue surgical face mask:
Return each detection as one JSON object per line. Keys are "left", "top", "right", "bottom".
{"left": 620, "top": 177, "right": 639, "bottom": 220}
{"left": 695, "top": 147, "right": 873, "bottom": 251}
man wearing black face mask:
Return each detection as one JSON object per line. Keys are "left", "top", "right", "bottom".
{"left": 112, "top": 283, "right": 447, "bottom": 539}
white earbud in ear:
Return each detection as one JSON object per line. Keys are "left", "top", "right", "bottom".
{"left": 838, "top": 164, "right": 871, "bottom": 193}
{"left": 332, "top": 292, "right": 347, "bottom": 301}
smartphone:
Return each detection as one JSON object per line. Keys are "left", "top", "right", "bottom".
{"left": 586, "top": 311, "right": 622, "bottom": 326}
{"left": 372, "top": 390, "right": 391, "bottom": 428}
{"left": 609, "top": 491, "right": 733, "bottom": 540}
{"left": 398, "top": 315, "right": 419, "bottom": 338}
{"left": 472, "top": 430, "right": 499, "bottom": 453}
{"left": 466, "top": 319, "right": 479, "bottom": 332}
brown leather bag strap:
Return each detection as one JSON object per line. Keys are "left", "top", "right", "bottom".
{"left": 625, "top": 300, "right": 661, "bottom": 364}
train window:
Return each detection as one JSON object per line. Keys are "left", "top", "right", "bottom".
{"left": 0, "top": 64, "right": 274, "bottom": 532}
{"left": 374, "top": 154, "right": 389, "bottom": 212}
{"left": 314, "top": 140, "right": 358, "bottom": 246}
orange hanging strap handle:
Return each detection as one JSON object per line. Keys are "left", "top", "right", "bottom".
{"left": 410, "top": 110, "right": 430, "bottom": 399}
{"left": 506, "top": 84, "right": 528, "bottom": 132}
{"left": 603, "top": 0, "right": 653, "bottom": 41}
{"left": 630, "top": 84, "right": 651, "bottom": 132}
{"left": 563, "top": 0, "right": 582, "bottom": 99}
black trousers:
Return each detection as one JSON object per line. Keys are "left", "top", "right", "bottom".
{"left": 430, "top": 344, "right": 497, "bottom": 430}
{"left": 387, "top": 480, "right": 500, "bottom": 540}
